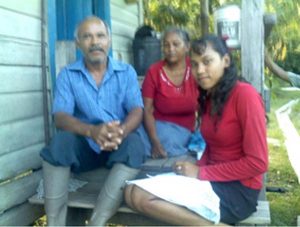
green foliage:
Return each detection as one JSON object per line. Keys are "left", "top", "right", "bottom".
{"left": 143, "top": 0, "right": 202, "bottom": 37}
{"left": 265, "top": 0, "right": 300, "bottom": 73}
{"left": 282, "top": 52, "right": 300, "bottom": 74}
{"left": 144, "top": 0, "right": 218, "bottom": 38}
{"left": 265, "top": 73, "right": 289, "bottom": 90}
{"left": 290, "top": 99, "right": 300, "bottom": 135}
{"left": 143, "top": 0, "right": 240, "bottom": 37}
{"left": 144, "top": 0, "right": 300, "bottom": 74}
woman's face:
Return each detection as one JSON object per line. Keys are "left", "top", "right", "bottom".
{"left": 190, "top": 44, "right": 230, "bottom": 92}
{"left": 163, "top": 32, "right": 188, "bottom": 64}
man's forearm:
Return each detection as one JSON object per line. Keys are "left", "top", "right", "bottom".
{"left": 121, "top": 107, "right": 143, "bottom": 137}
{"left": 54, "top": 112, "right": 94, "bottom": 137}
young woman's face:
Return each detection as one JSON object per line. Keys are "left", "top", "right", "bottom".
{"left": 190, "top": 44, "right": 230, "bottom": 92}
{"left": 163, "top": 32, "right": 188, "bottom": 64}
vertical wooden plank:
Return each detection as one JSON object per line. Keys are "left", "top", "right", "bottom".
{"left": 137, "top": 0, "right": 143, "bottom": 26}
{"left": 241, "top": 0, "right": 264, "bottom": 94}
{"left": 47, "top": 0, "right": 57, "bottom": 90}
{"left": 94, "top": 0, "right": 111, "bottom": 29}
{"left": 94, "top": 0, "right": 112, "bottom": 56}
{"left": 200, "top": 0, "right": 209, "bottom": 36}
{"left": 55, "top": 41, "right": 76, "bottom": 75}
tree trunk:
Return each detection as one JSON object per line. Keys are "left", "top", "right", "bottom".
{"left": 200, "top": 0, "right": 209, "bottom": 36}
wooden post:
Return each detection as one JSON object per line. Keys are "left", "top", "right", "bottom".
{"left": 241, "top": 0, "right": 264, "bottom": 94}
{"left": 138, "top": 0, "right": 144, "bottom": 26}
{"left": 55, "top": 41, "right": 76, "bottom": 76}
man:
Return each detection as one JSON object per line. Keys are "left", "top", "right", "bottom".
{"left": 40, "top": 16, "right": 145, "bottom": 226}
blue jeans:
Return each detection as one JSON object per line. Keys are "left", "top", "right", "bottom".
{"left": 40, "top": 130, "right": 146, "bottom": 173}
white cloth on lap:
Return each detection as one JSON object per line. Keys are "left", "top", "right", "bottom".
{"left": 127, "top": 173, "right": 220, "bottom": 224}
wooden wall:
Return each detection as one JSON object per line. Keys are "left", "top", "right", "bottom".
{"left": 0, "top": 0, "right": 48, "bottom": 225}
{"left": 110, "top": 0, "right": 143, "bottom": 63}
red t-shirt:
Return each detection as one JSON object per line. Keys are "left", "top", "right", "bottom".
{"left": 142, "top": 58, "right": 199, "bottom": 131}
{"left": 197, "top": 82, "right": 268, "bottom": 190}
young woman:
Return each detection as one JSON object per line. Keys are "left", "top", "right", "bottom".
{"left": 138, "top": 27, "right": 199, "bottom": 159}
{"left": 124, "top": 34, "right": 268, "bottom": 225}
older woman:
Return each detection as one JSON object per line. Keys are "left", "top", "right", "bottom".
{"left": 138, "top": 27, "right": 199, "bottom": 159}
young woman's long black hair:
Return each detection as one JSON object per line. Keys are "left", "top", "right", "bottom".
{"left": 191, "top": 34, "right": 241, "bottom": 119}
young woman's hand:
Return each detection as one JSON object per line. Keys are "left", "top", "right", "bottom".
{"left": 173, "top": 161, "right": 199, "bottom": 178}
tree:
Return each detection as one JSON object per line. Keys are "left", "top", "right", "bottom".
{"left": 143, "top": 0, "right": 201, "bottom": 37}
{"left": 264, "top": 0, "right": 300, "bottom": 73}
{"left": 143, "top": 0, "right": 300, "bottom": 76}
{"left": 200, "top": 0, "right": 209, "bottom": 35}
{"left": 142, "top": 0, "right": 223, "bottom": 37}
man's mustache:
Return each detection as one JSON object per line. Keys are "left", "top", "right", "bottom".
{"left": 89, "top": 46, "right": 105, "bottom": 53}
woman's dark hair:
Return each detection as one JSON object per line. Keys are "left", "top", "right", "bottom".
{"left": 191, "top": 34, "right": 241, "bottom": 120}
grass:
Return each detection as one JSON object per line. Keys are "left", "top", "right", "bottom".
{"left": 290, "top": 99, "right": 300, "bottom": 135}
{"left": 266, "top": 85, "right": 300, "bottom": 226}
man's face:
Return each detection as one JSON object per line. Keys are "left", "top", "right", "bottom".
{"left": 76, "top": 19, "right": 110, "bottom": 65}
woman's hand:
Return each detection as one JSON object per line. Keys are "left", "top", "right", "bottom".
{"left": 151, "top": 139, "right": 168, "bottom": 159}
{"left": 173, "top": 161, "right": 199, "bottom": 178}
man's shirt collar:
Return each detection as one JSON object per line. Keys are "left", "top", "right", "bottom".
{"left": 67, "top": 56, "right": 126, "bottom": 74}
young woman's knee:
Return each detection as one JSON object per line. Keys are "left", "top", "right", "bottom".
{"left": 130, "top": 186, "right": 155, "bottom": 213}
{"left": 124, "top": 184, "right": 134, "bottom": 208}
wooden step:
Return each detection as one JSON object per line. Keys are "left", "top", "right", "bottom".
{"left": 29, "top": 181, "right": 271, "bottom": 225}
{"left": 29, "top": 154, "right": 271, "bottom": 225}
